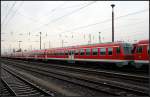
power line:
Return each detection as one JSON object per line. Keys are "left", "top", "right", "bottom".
{"left": 1, "top": 2, "right": 44, "bottom": 33}
{"left": 2, "top": 1, "right": 17, "bottom": 26}
{"left": 11, "top": 9, "right": 45, "bottom": 32}
{"left": 3, "top": 1, "right": 24, "bottom": 30}
{"left": 98, "top": 20, "right": 147, "bottom": 33}
{"left": 1, "top": 2, "right": 9, "bottom": 23}
{"left": 10, "top": 2, "right": 87, "bottom": 33}
{"left": 41, "top": 2, "right": 89, "bottom": 24}
{"left": 49, "top": 1, "right": 96, "bottom": 23}
{"left": 58, "top": 3, "right": 89, "bottom": 10}
{"left": 44, "top": 1, "right": 67, "bottom": 16}
{"left": 32, "top": 1, "right": 96, "bottom": 32}
{"left": 15, "top": 1, "right": 66, "bottom": 32}
{"left": 116, "top": 8, "right": 149, "bottom": 19}
{"left": 60, "top": 8, "right": 148, "bottom": 33}
{"left": 2, "top": 1, "right": 95, "bottom": 35}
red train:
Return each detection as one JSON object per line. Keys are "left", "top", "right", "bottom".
{"left": 3, "top": 40, "right": 149, "bottom": 68}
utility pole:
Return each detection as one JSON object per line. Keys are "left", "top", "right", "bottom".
{"left": 39, "top": 32, "right": 41, "bottom": 49}
{"left": 111, "top": 4, "right": 115, "bottom": 42}
{"left": 99, "top": 32, "right": 101, "bottom": 43}
{"left": 18, "top": 41, "right": 22, "bottom": 50}
{"left": 28, "top": 32, "right": 30, "bottom": 41}
{"left": 61, "top": 40, "right": 67, "bottom": 47}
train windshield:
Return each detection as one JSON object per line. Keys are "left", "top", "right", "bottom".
{"left": 123, "top": 43, "right": 132, "bottom": 55}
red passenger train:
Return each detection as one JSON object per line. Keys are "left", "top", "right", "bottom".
{"left": 3, "top": 40, "right": 149, "bottom": 68}
{"left": 45, "top": 42, "right": 133, "bottom": 67}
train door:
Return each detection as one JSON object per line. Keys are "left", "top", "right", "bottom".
{"left": 68, "top": 50, "right": 75, "bottom": 63}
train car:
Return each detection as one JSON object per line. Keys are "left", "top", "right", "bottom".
{"left": 4, "top": 40, "right": 149, "bottom": 69}
{"left": 45, "top": 42, "right": 134, "bottom": 67}
{"left": 132, "top": 40, "right": 149, "bottom": 68}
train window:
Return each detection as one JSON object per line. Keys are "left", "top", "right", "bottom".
{"left": 69, "top": 50, "right": 74, "bottom": 55}
{"left": 136, "top": 46, "right": 143, "bottom": 53}
{"left": 62, "top": 51, "right": 64, "bottom": 55}
{"left": 65, "top": 50, "right": 68, "bottom": 55}
{"left": 116, "top": 47, "right": 120, "bottom": 54}
{"left": 100, "top": 48, "right": 106, "bottom": 55}
{"left": 123, "top": 43, "right": 132, "bottom": 54}
{"left": 80, "top": 49, "right": 84, "bottom": 55}
{"left": 72, "top": 50, "right": 75, "bottom": 55}
{"left": 69, "top": 51, "right": 71, "bottom": 55}
{"left": 75, "top": 50, "right": 78, "bottom": 55}
{"left": 57, "top": 51, "right": 59, "bottom": 55}
{"left": 55, "top": 51, "right": 58, "bottom": 55}
{"left": 59, "top": 51, "right": 61, "bottom": 55}
{"left": 51, "top": 51, "right": 53, "bottom": 55}
{"left": 92, "top": 48, "right": 98, "bottom": 55}
{"left": 108, "top": 48, "right": 113, "bottom": 55}
{"left": 124, "top": 47, "right": 132, "bottom": 54}
{"left": 60, "top": 51, "right": 64, "bottom": 55}
{"left": 86, "top": 49, "right": 90, "bottom": 55}
{"left": 47, "top": 51, "right": 50, "bottom": 55}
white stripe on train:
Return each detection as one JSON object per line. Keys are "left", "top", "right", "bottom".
{"left": 134, "top": 60, "right": 149, "bottom": 64}
{"left": 45, "top": 57, "right": 131, "bottom": 63}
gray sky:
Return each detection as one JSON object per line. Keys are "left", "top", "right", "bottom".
{"left": 1, "top": 1, "right": 149, "bottom": 54}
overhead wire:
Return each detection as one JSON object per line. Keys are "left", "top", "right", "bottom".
{"left": 41, "top": 2, "right": 88, "bottom": 24}
{"left": 1, "top": 2, "right": 9, "bottom": 23}
{"left": 2, "top": 2, "right": 148, "bottom": 50}
{"left": 32, "top": 1, "right": 96, "bottom": 32}
{"left": 2, "top": 1, "right": 17, "bottom": 26}
{"left": 2, "top": 2, "right": 67, "bottom": 37}
{"left": 48, "top": 1, "right": 96, "bottom": 23}
{"left": 12, "top": 2, "right": 88, "bottom": 33}
{"left": 3, "top": 1, "right": 24, "bottom": 30}
{"left": 44, "top": 1, "right": 67, "bottom": 16}
{"left": 57, "top": 3, "right": 89, "bottom": 10}
{"left": 60, "top": 8, "right": 149, "bottom": 33}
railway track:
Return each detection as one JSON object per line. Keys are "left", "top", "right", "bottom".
{"left": 29, "top": 60, "right": 148, "bottom": 83}
{"left": 1, "top": 66, "right": 54, "bottom": 96}
{"left": 3, "top": 59, "right": 149, "bottom": 84}
{"left": 0, "top": 79, "right": 16, "bottom": 96}
{"left": 2, "top": 60, "right": 149, "bottom": 96}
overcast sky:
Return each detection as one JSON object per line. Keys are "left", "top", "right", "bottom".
{"left": 1, "top": 1, "right": 149, "bottom": 54}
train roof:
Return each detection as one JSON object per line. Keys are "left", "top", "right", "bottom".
{"left": 46, "top": 41, "right": 131, "bottom": 51}
{"left": 137, "top": 40, "right": 149, "bottom": 44}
